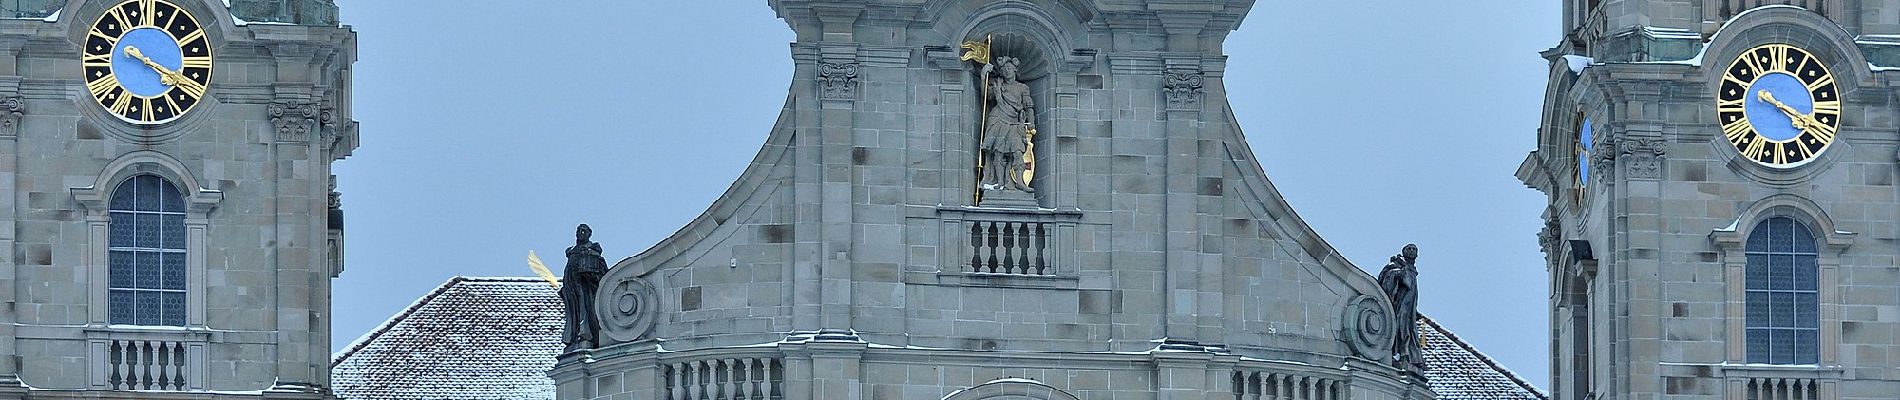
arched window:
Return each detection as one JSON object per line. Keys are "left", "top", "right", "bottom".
{"left": 1744, "top": 216, "right": 1819, "bottom": 364}
{"left": 107, "top": 175, "right": 187, "bottom": 326}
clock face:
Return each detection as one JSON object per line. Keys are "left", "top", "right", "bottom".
{"left": 1576, "top": 117, "right": 1592, "bottom": 186}
{"left": 84, "top": 0, "right": 212, "bottom": 125}
{"left": 1717, "top": 44, "right": 1839, "bottom": 168}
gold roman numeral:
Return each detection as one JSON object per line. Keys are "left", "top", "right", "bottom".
{"left": 1804, "top": 75, "right": 1834, "bottom": 91}
{"left": 1742, "top": 136, "right": 1768, "bottom": 160}
{"left": 82, "top": 52, "right": 113, "bottom": 67}
{"left": 105, "top": 6, "right": 130, "bottom": 30}
{"left": 1723, "top": 120, "right": 1753, "bottom": 144}
{"left": 176, "top": 29, "right": 204, "bottom": 46}
{"left": 180, "top": 55, "right": 211, "bottom": 70}
{"left": 1768, "top": 46, "right": 1789, "bottom": 73}
{"left": 1807, "top": 119, "right": 1837, "bottom": 143}
{"left": 88, "top": 29, "right": 119, "bottom": 44}
{"left": 140, "top": 98, "right": 155, "bottom": 122}
{"left": 139, "top": 0, "right": 156, "bottom": 26}
{"left": 1812, "top": 100, "right": 1841, "bottom": 114}
{"left": 109, "top": 90, "right": 134, "bottom": 115}
{"left": 174, "top": 78, "right": 205, "bottom": 98}
{"left": 162, "top": 94, "right": 182, "bottom": 115}
{"left": 1743, "top": 51, "right": 1767, "bottom": 75}
{"left": 161, "top": 4, "right": 180, "bottom": 32}
{"left": 1770, "top": 142, "right": 1788, "bottom": 165}
{"left": 1717, "top": 98, "right": 1746, "bottom": 113}
{"left": 88, "top": 75, "right": 118, "bottom": 98}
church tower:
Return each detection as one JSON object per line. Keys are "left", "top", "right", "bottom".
{"left": 0, "top": 0, "right": 354, "bottom": 397}
{"left": 1522, "top": 1, "right": 1900, "bottom": 399}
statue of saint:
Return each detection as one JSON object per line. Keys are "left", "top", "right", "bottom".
{"left": 980, "top": 56, "right": 1035, "bottom": 193}
{"left": 1378, "top": 243, "right": 1423, "bottom": 374}
{"left": 561, "top": 223, "right": 608, "bottom": 350}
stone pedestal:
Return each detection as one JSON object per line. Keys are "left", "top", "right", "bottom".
{"left": 978, "top": 189, "right": 1038, "bottom": 208}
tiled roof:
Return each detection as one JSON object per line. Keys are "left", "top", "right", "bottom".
{"left": 331, "top": 277, "right": 1546, "bottom": 400}
{"left": 331, "top": 277, "right": 565, "bottom": 400}
{"left": 1420, "top": 315, "right": 1549, "bottom": 400}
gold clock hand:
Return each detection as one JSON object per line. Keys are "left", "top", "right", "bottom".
{"left": 122, "top": 46, "right": 205, "bottom": 96}
{"left": 1757, "top": 90, "right": 1825, "bottom": 133}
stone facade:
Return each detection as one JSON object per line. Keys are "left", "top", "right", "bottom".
{"left": 1524, "top": 2, "right": 1900, "bottom": 399}
{"left": 0, "top": 0, "right": 354, "bottom": 398}
{"left": 550, "top": 1, "right": 1433, "bottom": 399}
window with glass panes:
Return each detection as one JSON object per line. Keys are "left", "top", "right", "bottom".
{"left": 1744, "top": 216, "right": 1819, "bottom": 364}
{"left": 107, "top": 175, "right": 187, "bottom": 326}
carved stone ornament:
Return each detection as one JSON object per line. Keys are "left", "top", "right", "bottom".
{"left": 1343, "top": 294, "right": 1394, "bottom": 362}
{"left": 1163, "top": 71, "right": 1204, "bottom": 110}
{"left": 269, "top": 101, "right": 333, "bottom": 143}
{"left": 1537, "top": 214, "right": 1561, "bottom": 255}
{"left": 1619, "top": 138, "right": 1666, "bottom": 180}
{"left": 0, "top": 95, "right": 21, "bottom": 137}
{"left": 818, "top": 62, "right": 859, "bottom": 100}
{"left": 598, "top": 275, "right": 660, "bottom": 342}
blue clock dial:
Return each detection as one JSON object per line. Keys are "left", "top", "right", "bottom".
{"left": 1576, "top": 118, "right": 1592, "bottom": 184}
{"left": 83, "top": 0, "right": 212, "bottom": 125}
{"left": 110, "top": 28, "right": 182, "bottom": 97}
{"left": 1716, "top": 44, "right": 1839, "bottom": 167}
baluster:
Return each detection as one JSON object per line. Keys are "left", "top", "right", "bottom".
{"left": 676, "top": 362, "right": 691, "bottom": 400}
{"left": 1015, "top": 222, "right": 1030, "bottom": 273}
{"left": 175, "top": 342, "right": 188, "bottom": 390}
{"left": 156, "top": 341, "right": 171, "bottom": 390}
{"left": 141, "top": 341, "right": 155, "bottom": 390}
{"left": 969, "top": 223, "right": 982, "bottom": 272}
{"left": 128, "top": 341, "right": 144, "bottom": 390}
{"left": 727, "top": 359, "right": 742, "bottom": 399}
{"left": 1035, "top": 223, "right": 1048, "bottom": 274}
{"left": 1279, "top": 374, "right": 1291, "bottom": 400}
{"left": 741, "top": 358, "right": 756, "bottom": 398}
{"left": 105, "top": 340, "right": 119, "bottom": 389}
{"left": 985, "top": 222, "right": 1000, "bottom": 273}
{"left": 764, "top": 359, "right": 778, "bottom": 399}
{"left": 1002, "top": 223, "right": 1019, "bottom": 273}
{"left": 1246, "top": 372, "right": 1262, "bottom": 400}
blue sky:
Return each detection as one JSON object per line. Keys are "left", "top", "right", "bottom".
{"left": 330, "top": 0, "right": 1560, "bottom": 387}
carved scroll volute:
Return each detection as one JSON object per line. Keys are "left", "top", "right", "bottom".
{"left": 0, "top": 95, "right": 21, "bottom": 138}
{"left": 1344, "top": 294, "right": 1395, "bottom": 362}
{"left": 268, "top": 100, "right": 333, "bottom": 143}
{"left": 1163, "top": 71, "right": 1204, "bottom": 111}
{"left": 596, "top": 270, "right": 660, "bottom": 343}
{"left": 818, "top": 62, "right": 859, "bottom": 101}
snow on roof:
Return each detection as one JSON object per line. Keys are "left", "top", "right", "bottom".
{"left": 330, "top": 277, "right": 564, "bottom": 400}
{"left": 1420, "top": 315, "right": 1550, "bottom": 400}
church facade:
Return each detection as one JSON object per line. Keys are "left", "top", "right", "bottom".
{"left": 549, "top": 1, "right": 1444, "bottom": 399}
{"left": 0, "top": 0, "right": 355, "bottom": 398}
{"left": 1522, "top": 1, "right": 1900, "bottom": 399}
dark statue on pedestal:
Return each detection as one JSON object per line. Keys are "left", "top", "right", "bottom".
{"left": 561, "top": 224, "right": 608, "bottom": 351}
{"left": 1378, "top": 243, "right": 1424, "bottom": 375}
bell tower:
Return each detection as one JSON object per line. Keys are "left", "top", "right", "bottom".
{"left": 0, "top": 0, "right": 354, "bottom": 397}
{"left": 1523, "top": 1, "right": 1900, "bottom": 399}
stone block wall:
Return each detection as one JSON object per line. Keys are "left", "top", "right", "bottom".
{"left": 0, "top": 0, "right": 356, "bottom": 395}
